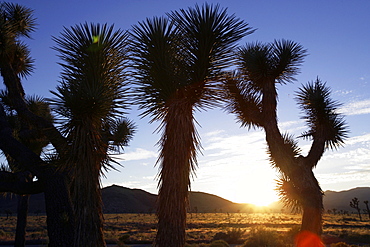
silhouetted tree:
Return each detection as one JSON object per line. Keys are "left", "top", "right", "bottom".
{"left": 350, "top": 197, "right": 362, "bottom": 221}
{"left": 1, "top": 94, "right": 53, "bottom": 247}
{"left": 363, "top": 200, "right": 370, "bottom": 220}
{"left": 0, "top": 3, "right": 135, "bottom": 247}
{"left": 0, "top": 2, "right": 75, "bottom": 246}
{"left": 224, "top": 40, "right": 348, "bottom": 236}
{"left": 130, "top": 4, "right": 253, "bottom": 246}
{"left": 51, "top": 23, "right": 135, "bottom": 247}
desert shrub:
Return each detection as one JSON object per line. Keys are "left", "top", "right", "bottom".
{"left": 242, "top": 226, "right": 284, "bottom": 247}
{"left": 0, "top": 229, "right": 8, "bottom": 240}
{"left": 212, "top": 228, "right": 246, "bottom": 244}
{"left": 339, "top": 229, "right": 370, "bottom": 244}
{"left": 117, "top": 233, "right": 130, "bottom": 245}
{"left": 209, "top": 239, "right": 230, "bottom": 247}
{"left": 330, "top": 242, "right": 360, "bottom": 247}
{"left": 185, "top": 244, "right": 209, "bottom": 247}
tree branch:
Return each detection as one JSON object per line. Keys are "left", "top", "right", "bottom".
{"left": 0, "top": 104, "right": 45, "bottom": 177}
{"left": 0, "top": 171, "right": 44, "bottom": 194}
{"left": 1, "top": 66, "right": 68, "bottom": 156}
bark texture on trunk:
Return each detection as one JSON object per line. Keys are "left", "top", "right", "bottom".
{"left": 155, "top": 102, "right": 196, "bottom": 247}
{"left": 293, "top": 167, "right": 323, "bottom": 235}
{"left": 69, "top": 126, "right": 106, "bottom": 247}
{"left": 72, "top": 174, "right": 106, "bottom": 247}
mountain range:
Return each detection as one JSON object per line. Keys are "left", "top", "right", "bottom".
{"left": 1, "top": 185, "right": 369, "bottom": 214}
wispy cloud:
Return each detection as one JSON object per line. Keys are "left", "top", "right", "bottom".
{"left": 334, "top": 89, "right": 353, "bottom": 96}
{"left": 318, "top": 170, "right": 370, "bottom": 187}
{"left": 202, "top": 131, "right": 266, "bottom": 158}
{"left": 340, "top": 99, "right": 370, "bottom": 116}
{"left": 345, "top": 133, "right": 370, "bottom": 145}
{"left": 115, "top": 148, "right": 157, "bottom": 161}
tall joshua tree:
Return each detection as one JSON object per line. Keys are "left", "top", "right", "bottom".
{"left": 51, "top": 23, "right": 135, "bottom": 247}
{"left": 224, "top": 40, "right": 347, "bottom": 236}
{"left": 130, "top": 4, "right": 253, "bottom": 246}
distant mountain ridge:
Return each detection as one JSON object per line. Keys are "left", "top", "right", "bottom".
{"left": 1, "top": 185, "right": 369, "bottom": 214}
{"left": 324, "top": 187, "right": 370, "bottom": 212}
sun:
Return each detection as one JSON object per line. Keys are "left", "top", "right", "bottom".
{"left": 219, "top": 168, "right": 280, "bottom": 207}
{"left": 246, "top": 189, "right": 279, "bottom": 207}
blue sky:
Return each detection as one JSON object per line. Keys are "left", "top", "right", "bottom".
{"left": 5, "top": 0, "right": 370, "bottom": 205}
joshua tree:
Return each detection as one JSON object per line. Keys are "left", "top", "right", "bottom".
{"left": 224, "top": 40, "right": 347, "bottom": 236}
{"left": 364, "top": 200, "right": 370, "bottom": 220}
{"left": 130, "top": 4, "right": 253, "bottom": 246}
{"left": 4, "top": 209, "right": 12, "bottom": 219}
{"left": 51, "top": 23, "right": 135, "bottom": 247}
{"left": 0, "top": 3, "right": 135, "bottom": 246}
{"left": 0, "top": 3, "right": 76, "bottom": 246}
{"left": 350, "top": 197, "right": 362, "bottom": 221}
{"left": 1, "top": 94, "right": 53, "bottom": 247}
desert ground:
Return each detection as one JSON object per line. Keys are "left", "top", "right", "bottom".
{"left": 1, "top": 213, "right": 370, "bottom": 246}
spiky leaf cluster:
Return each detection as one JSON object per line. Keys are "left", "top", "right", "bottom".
{"left": 296, "top": 78, "right": 348, "bottom": 149}
{"left": 0, "top": 2, "right": 35, "bottom": 77}
{"left": 130, "top": 3, "right": 254, "bottom": 121}
{"left": 236, "top": 40, "right": 307, "bottom": 87}
{"left": 222, "top": 72, "right": 263, "bottom": 129}
{"left": 51, "top": 23, "right": 129, "bottom": 136}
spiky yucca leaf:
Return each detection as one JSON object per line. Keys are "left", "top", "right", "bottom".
{"left": 268, "top": 132, "right": 301, "bottom": 170}
{"left": 275, "top": 173, "right": 302, "bottom": 213}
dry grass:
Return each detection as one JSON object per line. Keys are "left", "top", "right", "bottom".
{"left": 0, "top": 213, "right": 369, "bottom": 245}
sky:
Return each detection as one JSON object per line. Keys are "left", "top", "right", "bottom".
{"left": 3, "top": 0, "right": 370, "bottom": 206}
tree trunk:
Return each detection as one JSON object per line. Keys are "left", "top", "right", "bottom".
{"left": 301, "top": 198, "right": 323, "bottom": 235}
{"left": 44, "top": 171, "right": 74, "bottom": 247}
{"left": 15, "top": 195, "right": 29, "bottom": 247}
{"left": 294, "top": 166, "right": 323, "bottom": 236}
{"left": 155, "top": 102, "right": 196, "bottom": 247}
{"left": 72, "top": 176, "right": 106, "bottom": 247}
{"left": 68, "top": 127, "right": 107, "bottom": 247}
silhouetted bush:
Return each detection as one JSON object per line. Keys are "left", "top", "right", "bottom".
{"left": 212, "top": 228, "right": 245, "bottom": 244}
{"left": 242, "top": 226, "right": 284, "bottom": 247}
{"left": 209, "top": 239, "right": 230, "bottom": 247}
